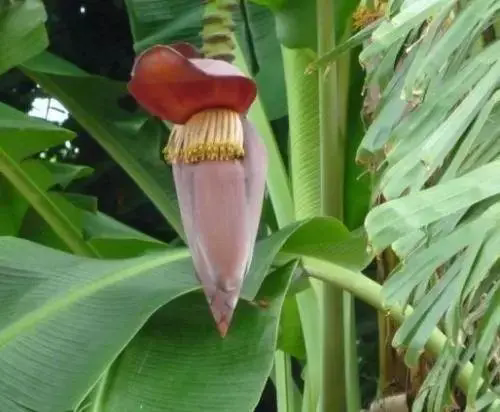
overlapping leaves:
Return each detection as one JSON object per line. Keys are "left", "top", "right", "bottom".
{"left": 351, "top": 0, "right": 500, "bottom": 409}
{"left": 0, "top": 101, "right": 93, "bottom": 254}
{"left": 0, "top": 214, "right": 369, "bottom": 412}
{"left": 0, "top": 102, "right": 165, "bottom": 258}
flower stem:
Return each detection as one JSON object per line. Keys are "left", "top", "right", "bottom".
{"left": 201, "top": 0, "right": 237, "bottom": 62}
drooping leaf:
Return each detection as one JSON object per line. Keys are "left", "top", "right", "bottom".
{"left": 366, "top": 160, "right": 500, "bottom": 254}
{"left": 402, "top": 0, "right": 499, "bottom": 97}
{"left": 467, "top": 289, "right": 500, "bottom": 405}
{"left": 359, "top": 0, "right": 453, "bottom": 64}
{"left": 355, "top": 0, "right": 500, "bottom": 407}
{"left": 393, "top": 257, "right": 462, "bottom": 366}
{"left": 380, "top": 59, "right": 500, "bottom": 199}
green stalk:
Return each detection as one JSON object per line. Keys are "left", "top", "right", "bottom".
{"left": 344, "top": 293, "right": 361, "bottom": 412}
{"left": 201, "top": 0, "right": 237, "bottom": 61}
{"left": 274, "top": 349, "right": 301, "bottom": 412}
{"left": 283, "top": 47, "right": 321, "bottom": 220}
{"left": 281, "top": 45, "right": 322, "bottom": 412}
{"left": 316, "top": 0, "right": 349, "bottom": 410}
{"left": 338, "top": 25, "right": 362, "bottom": 412}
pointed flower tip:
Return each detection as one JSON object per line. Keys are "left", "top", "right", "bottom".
{"left": 127, "top": 42, "right": 257, "bottom": 124}
{"left": 216, "top": 319, "right": 230, "bottom": 338}
{"left": 206, "top": 287, "right": 240, "bottom": 338}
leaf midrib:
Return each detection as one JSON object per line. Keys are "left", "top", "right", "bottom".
{"left": 0, "top": 248, "right": 191, "bottom": 348}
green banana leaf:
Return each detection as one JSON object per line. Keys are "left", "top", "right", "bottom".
{"left": 0, "top": 0, "right": 48, "bottom": 75}
{"left": 0, "top": 216, "right": 369, "bottom": 412}
{"left": 0, "top": 101, "right": 167, "bottom": 258}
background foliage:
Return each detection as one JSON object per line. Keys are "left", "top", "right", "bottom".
{"left": 1, "top": 0, "right": 499, "bottom": 411}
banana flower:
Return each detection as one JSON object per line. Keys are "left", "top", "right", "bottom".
{"left": 128, "top": 43, "right": 268, "bottom": 337}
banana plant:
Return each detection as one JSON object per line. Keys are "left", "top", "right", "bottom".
{"left": 0, "top": 0, "right": 499, "bottom": 411}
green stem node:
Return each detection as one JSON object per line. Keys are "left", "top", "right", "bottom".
{"left": 201, "top": 0, "right": 238, "bottom": 62}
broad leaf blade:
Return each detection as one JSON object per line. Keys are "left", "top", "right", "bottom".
{"left": 0, "top": 217, "right": 367, "bottom": 412}
{"left": 100, "top": 263, "right": 296, "bottom": 412}
{"left": 0, "top": 102, "right": 73, "bottom": 161}
{"left": 0, "top": 238, "right": 193, "bottom": 411}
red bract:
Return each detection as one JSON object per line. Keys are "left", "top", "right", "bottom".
{"left": 127, "top": 44, "right": 268, "bottom": 337}
{"left": 127, "top": 43, "right": 257, "bottom": 124}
